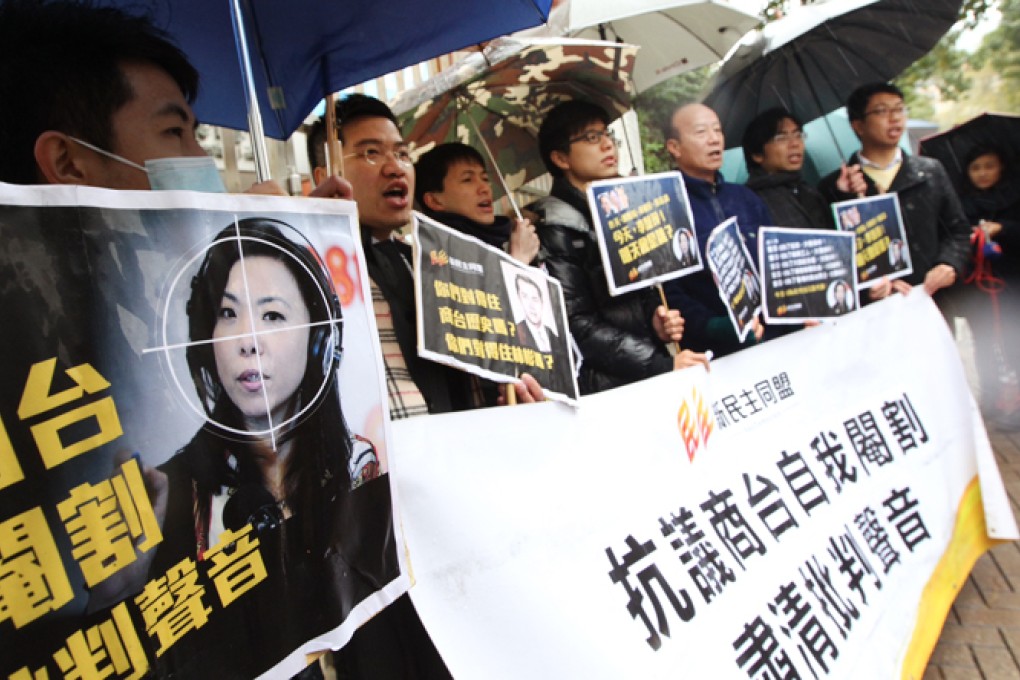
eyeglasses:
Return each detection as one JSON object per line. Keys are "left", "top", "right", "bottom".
{"left": 568, "top": 129, "right": 618, "bottom": 146}
{"left": 770, "top": 130, "right": 807, "bottom": 144}
{"left": 344, "top": 144, "right": 413, "bottom": 167}
{"left": 864, "top": 105, "right": 908, "bottom": 119}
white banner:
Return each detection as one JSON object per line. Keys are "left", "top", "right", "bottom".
{"left": 393, "top": 290, "right": 1017, "bottom": 679}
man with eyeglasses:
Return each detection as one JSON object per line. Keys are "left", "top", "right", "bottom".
{"left": 819, "top": 82, "right": 970, "bottom": 303}
{"left": 742, "top": 107, "right": 866, "bottom": 231}
{"left": 660, "top": 103, "right": 771, "bottom": 358}
{"left": 528, "top": 100, "right": 709, "bottom": 394}
{"left": 307, "top": 94, "right": 546, "bottom": 421}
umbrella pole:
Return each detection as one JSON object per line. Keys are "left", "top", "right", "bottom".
{"left": 656, "top": 283, "right": 682, "bottom": 355}
{"left": 229, "top": 0, "right": 272, "bottom": 183}
{"left": 460, "top": 102, "right": 523, "bottom": 220}
{"left": 324, "top": 93, "right": 344, "bottom": 177}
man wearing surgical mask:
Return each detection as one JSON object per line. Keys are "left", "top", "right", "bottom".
{"left": 0, "top": 0, "right": 350, "bottom": 199}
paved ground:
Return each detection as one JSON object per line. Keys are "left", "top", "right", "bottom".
{"left": 923, "top": 423, "right": 1020, "bottom": 679}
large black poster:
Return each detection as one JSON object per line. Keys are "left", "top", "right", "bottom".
{"left": 0, "top": 185, "right": 404, "bottom": 679}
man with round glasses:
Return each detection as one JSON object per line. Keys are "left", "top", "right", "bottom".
{"left": 742, "top": 107, "right": 865, "bottom": 231}
{"left": 819, "top": 82, "right": 970, "bottom": 304}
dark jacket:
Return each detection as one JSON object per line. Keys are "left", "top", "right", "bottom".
{"left": 528, "top": 177, "right": 672, "bottom": 394}
{"left": 662, "top": 171, "right": 774, "bottom": 357}
{"left": 818, "top": 152, "right": 971, "bottom": 286}
{"left": 421, "top": 210, "right": 513, "bottom": 251}
{"left": 961, "top": 174, "right": 1020, "bottom": 280}
{"left": 745, "top": 167, "right": 835, "bottom": 231}
{"left": 362, "top": 232, "right": 477, "bottom": 414}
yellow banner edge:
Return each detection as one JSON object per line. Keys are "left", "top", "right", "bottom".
{"left": 900, "top": 475, "right": 1006, "bottom": 679}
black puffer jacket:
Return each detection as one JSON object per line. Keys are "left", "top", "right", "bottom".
{"left": 745, "top": 167, "right": 834, "bottom": 231}
{"left": 528, "top": 177, "right": 672, "bottom": 394}
{"left": 819, "top": 153, "right": 971, "bottom": 286}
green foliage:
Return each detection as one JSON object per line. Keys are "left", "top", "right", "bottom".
{"left": 974, "top": 0, "right": 1020, "bottom": 109}
{"left": 633, "top": 68, "right": 712, "bottom": 173}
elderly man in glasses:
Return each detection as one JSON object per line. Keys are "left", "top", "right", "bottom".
{"left": 819, "top": 82, "right": 971, "bottom": 303}
{"left": 528, "top": 99, "right": 709, "bottom": 395}
{"left": 742, "top": 107, "right": 865, "bottom": 231}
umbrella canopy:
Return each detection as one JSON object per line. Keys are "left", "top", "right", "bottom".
{"left": 100, "top": 0, "right": 553, "bottom": 140}
{"left": 521, "top": 0, "right": 760, "bottom": 92}
{"left": 919, "top": 113, "right": 1020, "bottom": 192}
{"left": 703, "top": 0, "right": 962, "bottom": 149}
{"left": 392, "top": 37, "right": 638, "bottom": 198}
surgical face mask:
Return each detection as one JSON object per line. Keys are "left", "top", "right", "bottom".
{"left": 70, "top": 137, "right": 226, "bottom": 193}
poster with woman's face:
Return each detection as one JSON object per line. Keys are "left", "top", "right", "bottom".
{"left": 0, "top": 185, "right": 405, "bottom": 679}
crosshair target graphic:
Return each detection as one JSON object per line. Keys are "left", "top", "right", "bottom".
{"left": 148, "top": 217, "right": 342, "bottom": 450}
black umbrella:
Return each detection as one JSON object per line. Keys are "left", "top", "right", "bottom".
{"left": 703, "top": 0, "right": 962, "bottom": 150}
{"left": 919, "top": 113, "right": 1020, "bottom": 191}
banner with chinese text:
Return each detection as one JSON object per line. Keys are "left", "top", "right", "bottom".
{"left": 586, "top": 172, "right": 700, "bottom": 296}
{"left": 394, "top": 291, "right": 1017, "bottom": 679}
{"left": 414, "top": 213, "right": 579, "bottom": 404}
{"left": 0, "top": 185, "right": 406, "bottom": 679}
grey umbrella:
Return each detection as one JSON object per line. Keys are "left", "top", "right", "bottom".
{"left": 703, "top": 0, "right": 962, "bottom": 151}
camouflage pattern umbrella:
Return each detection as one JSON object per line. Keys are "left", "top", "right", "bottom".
{"left": 391, "top": 37, "right": 638, "bottom": 206}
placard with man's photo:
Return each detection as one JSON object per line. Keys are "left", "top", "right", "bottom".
{"left": 759, "top": 226, "right": 859, "bottom": 323}
{"left": 832, "top": 193, "right": 912, "bottom": 289}
{"left": 413, "top": 213, "right": 580, "bottom": 404}
{"left": 586, "top": 172, "right": 700, "bottom": 296}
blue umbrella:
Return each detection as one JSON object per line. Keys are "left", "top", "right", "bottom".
{"left": 101, "top": 0, "right": 553, "bottom": 175}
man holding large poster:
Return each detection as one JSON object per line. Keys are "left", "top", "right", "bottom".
{"left": 529, "top": 100, "right": 707, "bottom": 395}
{"left": 818, "top": 83, "right": 970, "bottom": 308}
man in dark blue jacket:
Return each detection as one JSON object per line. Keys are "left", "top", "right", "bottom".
{"left": 662, "top": 103, "right": 769, "bottom": 357}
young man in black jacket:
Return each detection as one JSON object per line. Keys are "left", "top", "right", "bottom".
{"left": 528, "top": 100, "right": 707, "bottom": 394}
{"left": 818, "top": 83, "right": 970, "bottom": 305}
{"left": 414, "top": 142, "right": 539, "bottom": 264}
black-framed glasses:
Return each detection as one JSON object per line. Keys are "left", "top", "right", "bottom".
{"left": 864, "top": 105, "right": 908, "bottom": 119}
{"left": 568, "top": 129, "right": 618, "bottom": 146}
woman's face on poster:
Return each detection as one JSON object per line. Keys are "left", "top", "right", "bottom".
{"left": 212, "top": 255, "right": 311, "bottom": 429}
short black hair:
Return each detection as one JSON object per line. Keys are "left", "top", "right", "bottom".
{"left": 846, "top": 82, "right": 904, "bottom": 122}
{"left": 413, "top": 142, "right": 486, "bottom": 208}
{"left": 742, "top": 108, "right": 803, "bottom": 169}
{"left": 306, "top": 94, "right": 399, "bottom": 174}
{"left": 0, "top": 0, "right": 198, "bottom": 184}
{"left": 538, "top": 100, "right": 610, "bottom": 178}
{"left": 336, "top": 94, "right": 399, "bottom": 145}
{"left": 962, "top": 144, "right": 1008, "bottom": 193}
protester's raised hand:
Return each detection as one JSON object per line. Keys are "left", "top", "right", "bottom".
{"left": 673, "top": 349, "right": 710, "bottom": 372}
{"left": 923, "top": 263, "right": 956, "bottom": 295}
{"left": 652, "top": 305, "right": 685, "bottom": 343}
{"left": 509, "top": 217, "right": 540, "bottom": 264}
{"left": 836, "top": 163, "right": 867, "bottom": 197}
{"left": 309, "top": 174, "right": 354, "bottom": 200}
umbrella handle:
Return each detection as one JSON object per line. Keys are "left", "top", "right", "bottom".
{"left": 460, "top": 101, "right": 523, "bottom": 220}
{"left": 325, "top": 93, "right": 344, "bottom": 177}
